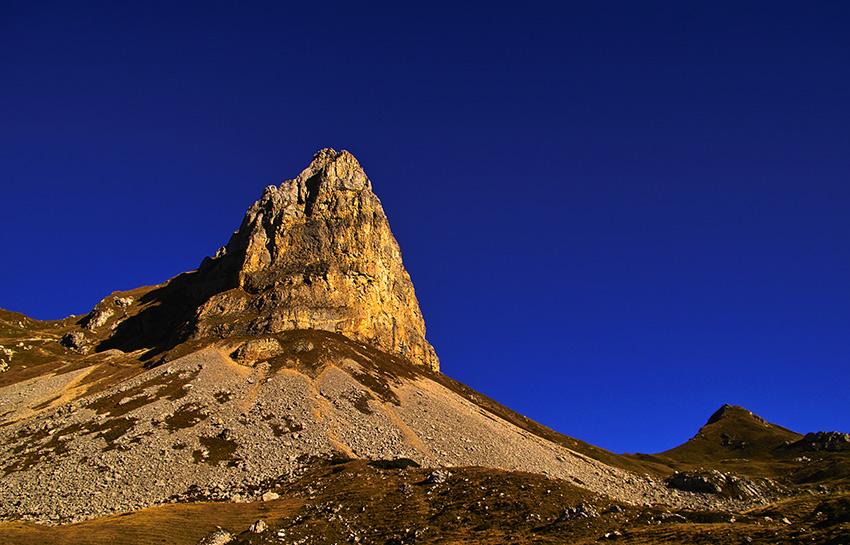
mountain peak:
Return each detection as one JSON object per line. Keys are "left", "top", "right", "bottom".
{"left": 186, "top": 149, "right": 439, "bottom": 371}
{"left": 706, "top": 404, "right": 745, "bottom": 426}
{"left": 300, "top": 148, "right": 370, "bottom": 192}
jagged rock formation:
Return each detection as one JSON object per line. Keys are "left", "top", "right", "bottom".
{"left": 797, "top": 431, "right": 850, "bottom": 452}
{"left": 77, "top": 149, "right": 438, "bottom": 372}
{"left": 185, "top": 148, "right": 438, "bottom": 371}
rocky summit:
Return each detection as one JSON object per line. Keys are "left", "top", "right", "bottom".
{"left": 191, "top": 149, "right": 439, "bottom": 372}
{"left": 0, "top": 151, "right": 848, "bottom": 544}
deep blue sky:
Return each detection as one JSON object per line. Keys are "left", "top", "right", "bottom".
{"left": 2, "top": 1, "right": 849, "bottom": 454}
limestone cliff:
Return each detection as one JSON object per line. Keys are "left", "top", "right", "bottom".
{"left": 185, "top": 149, "right": 439, "bottom": 371}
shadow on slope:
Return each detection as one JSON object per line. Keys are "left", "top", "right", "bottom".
{"left": 93, "top": 260, "right": 236, "bottom": 362}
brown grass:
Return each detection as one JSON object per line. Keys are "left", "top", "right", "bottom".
{"left": 0, "top": 498, "right": 301, "bottom": 545}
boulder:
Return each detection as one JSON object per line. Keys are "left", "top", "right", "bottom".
{"left": 558, "top": 503, "right": 599, "bottom": 521}
{"left": 666, "top": 471, "right": 722, "bottom": 494}
{"left": 230, "top": 338, "right": 283, "bottom": 366}
{"left": 195, "top": 527, "right": 232, "bottom": 545}
{"left": 425, "top": 469, "right": 450, "bottom": 484}
{"left": 261, "top": 491, "right": 280, "bottom": 502}
{"left": 59, "top": 331, "right": 88, "bottom": 354}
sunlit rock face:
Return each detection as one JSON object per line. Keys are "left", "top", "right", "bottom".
{"left": 189, "top": 149, "right": 439, "bottom": 371}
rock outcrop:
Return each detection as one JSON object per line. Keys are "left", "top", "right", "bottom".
{"left": 665, "top": 470, "right": 783, "bottom": 501}
{"left": 797, "top": 431, "right": 850, "bottom": 452}
{"left": 186, "top": 149, "right": 439, "bottom": 371}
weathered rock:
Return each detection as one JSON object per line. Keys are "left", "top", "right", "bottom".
{"left": 558, "top": 503, "right": 599, "bottom": 521}
{"left": 248, "top": 519, "right": 268, "bottom": 533}
{"left": 654, "top": 511, "right": 688, "bottom": 523}
{"left": 666, "top": 471, "right": 723, "bottom": 494}
{"left": 82, "top": 306, "right": 113, "bottom": 330}
{"left": 187, "top": 149, "right": 439, "bottom": 371}
{"left": 666, "top": 470, "right": 781, "bottom": 502}
{"left": 798, "top": 431, "right": 850, "bottom": 452}
{"left": 196, "top": 527, "right": 232, "bottom": 545}
{"left": 230, "top": 338, "right": 283, "bottom": 366}
{"left": 261, "top": 491, "right": 280, "bottom": 502}
{"left": 722, "top": 473, "right": 780, "bottom": 501}
{"left": 293, "top": 340, "right": 314, "bottom": 353}
{"left": 425, "top": 469, "right": 450, "bottom": 484}
{"left": 59, "top": 331, "right": 88, "bottom": 354}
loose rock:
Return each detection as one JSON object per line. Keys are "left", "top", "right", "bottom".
{"left": 558, "top": 503, "right": 599, "bottom": 521}
{"left": 196, "top": 527, "right": 232, "bottom": 545}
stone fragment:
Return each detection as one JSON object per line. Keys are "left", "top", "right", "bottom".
{"left": 248, "top": 519, "right": 267, "bottom": 533}
{"left": 557, "top": 503, "right": 599, "bottom": 521}
{"left": 195, "top": 527, "right": 232, "bottom": 545}
{"left": 261, "top": 491, "right": 280, "bottom": 502}
{"left": 425, "top": 469, "right": 450, "bottom": 484}
{"left": 655, "top": 511, "right": 688, "bottom": 523}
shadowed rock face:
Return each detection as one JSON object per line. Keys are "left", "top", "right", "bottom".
{"left": 186, "top": 149, "right": 439, "bottom": 371}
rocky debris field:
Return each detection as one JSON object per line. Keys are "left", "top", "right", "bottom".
{"left": 2, "top": 459, "right": 848, "bottom": 545}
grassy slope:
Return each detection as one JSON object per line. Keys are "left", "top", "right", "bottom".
{"left": 0, "top": 499, "right": 301, "bottom": 545}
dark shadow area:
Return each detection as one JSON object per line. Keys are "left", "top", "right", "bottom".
{"left": 95, "top": 255, "right": 239, "bottom": 362}
{"left": 303, "top": 173, "right": 321, "bottom": 217}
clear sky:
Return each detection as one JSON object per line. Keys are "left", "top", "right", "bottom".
{"left": 2, "top": 1, "right": 848, "bottom": 454}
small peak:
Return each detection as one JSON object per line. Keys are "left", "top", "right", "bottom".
{"left": 706, "top": 404, "right": 750, "bottom": 426}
